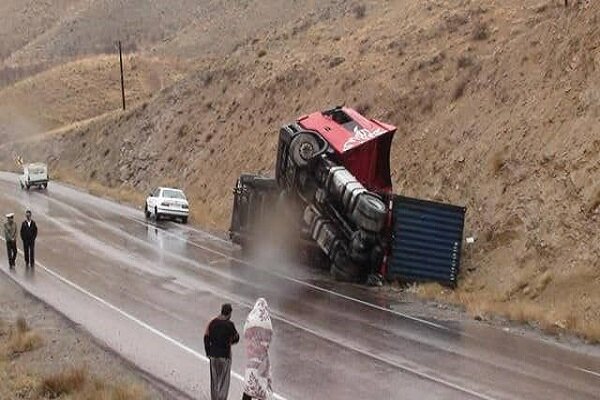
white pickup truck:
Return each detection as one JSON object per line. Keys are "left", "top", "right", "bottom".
{"left": 19, "top": 163, "right": 49, "bottom": 190}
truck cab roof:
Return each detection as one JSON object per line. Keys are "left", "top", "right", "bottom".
{"left": 297, "top": 107, "right": 397, "bottom": 193}
{"left": 297, "top": 107, "right": 396, "bottom": 154}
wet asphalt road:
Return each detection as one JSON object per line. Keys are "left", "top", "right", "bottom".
{"left": 0, "top": 172, "right": 599, "bottom": 400}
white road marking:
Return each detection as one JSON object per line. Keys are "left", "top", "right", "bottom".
{"left": 269, "top": 302, "right": 498, "bottom": 400}
{"left": 0, "top": 237, "right": 289, "bottom": 400}
{"left": 575, "top": 367, "right": 600, "bottom": 379}
{"left": 208, "top": 257, "right": 229, "bottom": 265}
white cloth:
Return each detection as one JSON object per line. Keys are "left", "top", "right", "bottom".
{"left": 243, "top": 298, "right": 273, "bottom": 400}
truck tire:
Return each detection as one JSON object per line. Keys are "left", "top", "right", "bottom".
{"left": 182, "top": 217, "right": 188, "bottom": 224}
{"left": 352, "top": 193, "right": 387, "bottom": 232}
{"left": 144, "top": 205, "right": 151, "bottom": 219}
{"left": 155, "top": 207, "right": 161, "bottom": 221}
{"left": 370, "top": 244, "right": 384, "bottom": 270}
{"left": 349, "top": 231, "right": 370, "bottom": 264}
{"left": 331, "top": 262, "right": 362, "bottom": 283}
{"left": 289, "top": 132, "right": 321, "bottom": 168}
{"left": 330, "top": 251, "right": 362, "bottom": 282}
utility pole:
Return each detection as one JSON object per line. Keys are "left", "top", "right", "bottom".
{"left": 118, "top": 40, "right": 126, "bottom": 111}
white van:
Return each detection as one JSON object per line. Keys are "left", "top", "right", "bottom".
{"left": 19, "top": 163, "right": 49, "bottom": 190}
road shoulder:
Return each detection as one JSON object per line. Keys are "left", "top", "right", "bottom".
{"left": 0, "top": 273, "right": 190, "bottom": 399}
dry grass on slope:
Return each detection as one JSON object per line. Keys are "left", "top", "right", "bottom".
{"left": 40, "top": 367, "right": 148, "bottom": 400}
{"left": 0, "top": 0, "right": 85, "bottom": 63}
{"left": 0, "top": 54, "right": 187, "bottom": 142}
{"left": 51, "top": 167, "right": 146, "bottom": 210}
{"left": 0, "top": 317, "right": 43, "bottom": 357}
{"left": 2, "top": 0, "right": 203, "bottom": 69}
{"left": 0, "top": 316, "right": 148, "bottom": 400}
{"left": 416, "top": 283, "right": 600, "bottom": 344}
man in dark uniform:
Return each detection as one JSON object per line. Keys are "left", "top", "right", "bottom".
{"left": 204, "top": 303, "right": 240, "bottom": 400}
{"left": 4, "top": 213, "right": 17, "bottom": 269}
{"left": 20, "top": 210, "right": 37, "bottom": 268}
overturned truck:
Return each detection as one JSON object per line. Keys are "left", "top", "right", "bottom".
{"left": 230, "top": 107, "right": 466, "bottom": 286}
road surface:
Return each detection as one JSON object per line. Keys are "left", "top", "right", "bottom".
{"left": 0, "top": 172, "right": 598, "bottom": 400}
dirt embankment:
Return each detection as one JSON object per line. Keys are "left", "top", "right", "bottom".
{"left": 0, "top": 1, "right": 598, "bottom": 341}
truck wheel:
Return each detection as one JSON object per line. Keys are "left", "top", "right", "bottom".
{"left": 349, "top": 231, "right": 370, "bottom": 264}
{"left": 331, "top": 262, "right": 362, "bottom": 283}
{"left": 370, "top": 244, "right": 384, "bottom": 270}
{"left": 154, "top": 207, "right": 160, "bottom": 221}
{"left": 330, "top": 252, "right": 362, "bottom": 282}
{"left": 352, "top": 193, "right": 387, "bottom": 232}
{"left": 289, "top": 132, "right": 321, "bottom": 168}
{"left": 144, "top": 205, "right": 151, "bottom": 219}
{"left": 182, "top": 217, "right": 188, "bottom": 224}
{"left": 42, "top": 183, "right": 47, "bottom": 190}
{"left": 25, "top": 184, "right": 30, "bottom": 190}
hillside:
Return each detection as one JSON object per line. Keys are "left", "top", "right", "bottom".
{"left": 0, "top": 0, "right": 200, "bottom": 68}
{"left": 0, "top": 0, "right": 598, "bottom": 341}
{"left": 0, "top": 0, "right": 82, "bottom": 62}
{"left": 0, "top": 55, "right": 187, "bottom": 143}
{"left": 0, "top": 0, "right": 338, "bottom": 87}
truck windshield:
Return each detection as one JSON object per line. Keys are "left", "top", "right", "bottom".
{"left": 162, "top": 189, "right": 186, "bottom": 200}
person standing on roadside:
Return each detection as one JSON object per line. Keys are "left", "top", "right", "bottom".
{"left": 204, "top": 303, "right": 240, "bottom": 400}
{"left": 4, "top": 213, "right": 17, "bottom": 269}
{"left": 20, "top": 210, "right": 37, "bottom": 268}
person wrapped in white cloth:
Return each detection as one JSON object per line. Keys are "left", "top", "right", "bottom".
{"left": 242, "top": 298, "right": 273, "bottom": 400}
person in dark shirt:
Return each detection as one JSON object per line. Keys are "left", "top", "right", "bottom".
{"left": 204, "top": 303, "right": 240, "bottom": 400}
{"left": 20, "top": 210, "right": 37, "bottom": 268}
